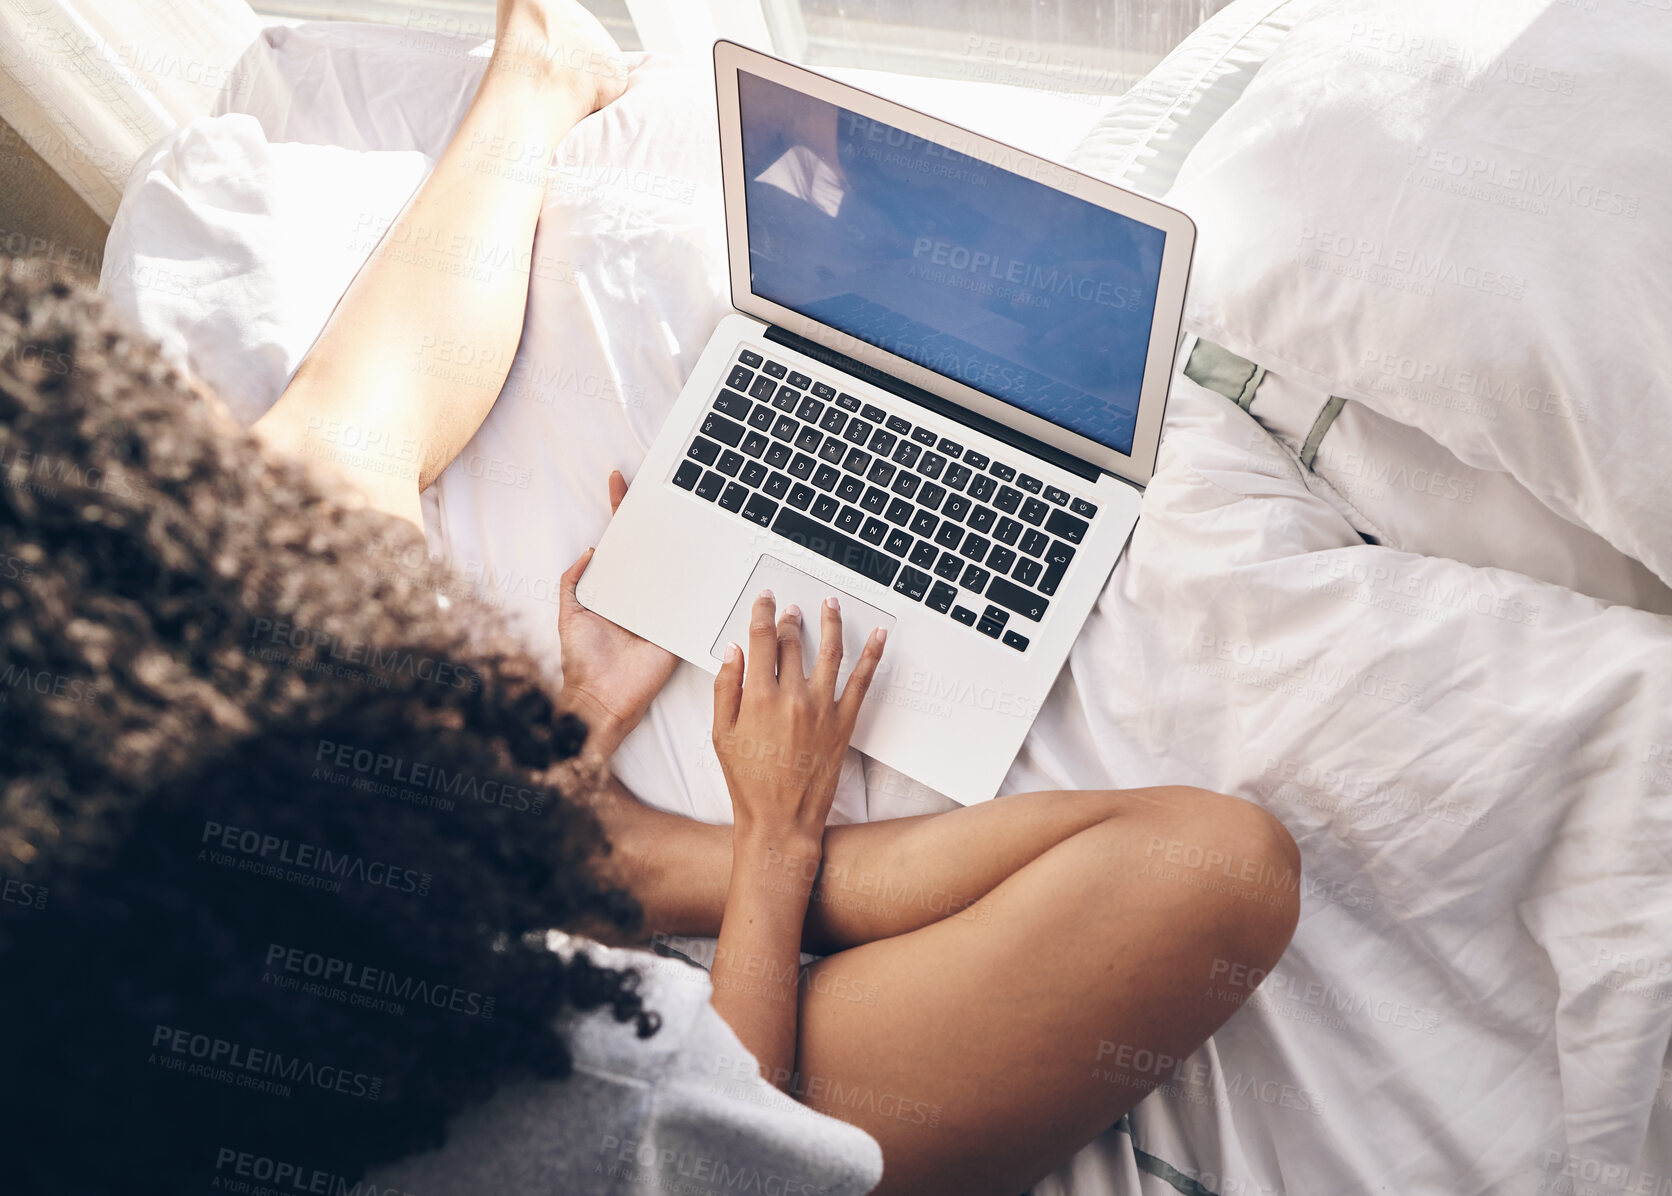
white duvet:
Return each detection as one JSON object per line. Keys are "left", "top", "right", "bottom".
{"left": 101, "top": 23, "right": 1672, "bottom": 1196}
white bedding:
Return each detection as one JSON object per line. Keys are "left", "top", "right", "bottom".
{"left": 102, "top": 16, "right": 1672, "bottom": 1196}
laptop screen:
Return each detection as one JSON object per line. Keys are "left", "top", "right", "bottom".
{"left": 737, "top": 70, "right": 1168, "bottom": 458}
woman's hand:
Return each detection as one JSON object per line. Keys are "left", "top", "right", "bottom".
{"left": 558, "top": 471, "right": 679, "bottom": 756}
{"left": 710, "top": 591, "right": 886, "bottom": 853}
{"left": 493, "top": 0, "right": 628, "bottom": 111}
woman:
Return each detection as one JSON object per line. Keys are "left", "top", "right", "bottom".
{"left": 0, "top": 3, "right": 1300, "bottom": 1193}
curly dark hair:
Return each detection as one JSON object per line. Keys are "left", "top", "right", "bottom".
{"left": 0, "top": 260, "right": 658, "bottom": 1194}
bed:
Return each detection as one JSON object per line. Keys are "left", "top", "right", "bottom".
{"left": 98, "top": 2, "right": 1672, "bottom": 1192}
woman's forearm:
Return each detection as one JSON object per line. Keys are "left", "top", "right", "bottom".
{"left": 255, "top": 54, "right": 601, "bottom": 528}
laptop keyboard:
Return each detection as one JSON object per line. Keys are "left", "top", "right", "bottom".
{"left": 669, "top": 347, "right": 1101, "bottom": 654}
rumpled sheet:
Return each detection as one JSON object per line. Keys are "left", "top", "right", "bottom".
{"left": 100, "top": 29, "right": 1672, "bottom": 1196}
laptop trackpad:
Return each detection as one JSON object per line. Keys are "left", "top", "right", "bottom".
{"left": 711, "top": 555, "right": 896, "bottom": 690}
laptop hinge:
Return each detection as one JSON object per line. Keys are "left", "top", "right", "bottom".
{"left": 763, "top": 325, "right": 1103, "bottom": 485}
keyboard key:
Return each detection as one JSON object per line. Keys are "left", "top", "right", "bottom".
{"left": 687, "top": 436, "right": 720, "bottom": 466}
{"left": 836, "top": 505, "right": 863, "bottom": 533}
{"left": 891, "top": 471, "right": 921, "bottom": 500}
{"left": 1044, "top": 485, "right": 1070, "bottom": 506}
{"left": 715, "top": 387, "right": 751, "bottom": 418}
{"left": 892, "top": 441, "right": 922, "bottom": 468}
{"left": 717, "top": 449, "right": 744, "bottom": 477}
{"left": 1017, "top": 473, "right": 1043, "bottom": 494}
{"left": 994, "top": 517, "right": 1022, "bottom": 546}
{"left": 963, "top": 450, "right": 990, "bottom": 470}
{"left": 695, "top": 469, "right": 725, "bottom": 501}
{"left": 747, "top": 405, "right": 774, "bottom": 431}
{"left": 788, "top": 370, "right": 812, "bottom": 390}
{"left": 742, "top": 431, "right": 769, "bottom": 459}
{"left": 818, "top": 437, "right": 847, "bottom": 465}
{"left": 884, "top": 528, "right": 913, "bottom": 557}
{"left": 943, "top": 463, "right": 972, "bottom": 491}
{"left": 861, "top": 402, "right": 887, "bottom": 422}
{"left": 987, "top": 576, "right": 1048, "bottom": 622}
{"left": 765, "top": 442, "right": 792, "bottom": 469}
{"left": 942, "top": 494, "right": 972, "bottom": 522}
{"left": 749, "top": 374, "right": 778, "bottom": 401}
{"left": 860, "top": 486, "right": 890, "bottom": 515}
{"left": 990, "top": 461, "right": 1016, "bottom": 481}
{"left": 859, "top": 517, "right": 888, "bottom": 546}
{"left": 911, "top": 426, "right": 938, "bottom": 447}
{"left": 812, "top": 494, "right": 839, "bottom": 521}
{"left": 811, "top": 381, "right": 836, "bottom": 400}
{"left": 910, "top": 509, "right": 939, "bottom": 538}
{"left": 844, "top": 448, "right": 872, "bottom": 475}
{"left": 910, "top": 540, "right": 939, "bottom": 568}
{"left": 742, "top": 460, "right": 768, "bottom": 488}
{"left": 764, "top": 471, "right": 791, "bottom": 498}
{"left": 959, "top": 534, "right": 991, "bottom": 562}
{"left": 976, "top": 614, "right": 1004, "bottom": 639}
{"left": 788, "top": 482, "right": 815, "bottom": 510}
{"left": 1020, "top": 528, "right": 1049, "bottom": 557}
{"left": 772, "top": 508, "right": 900, "bottom": 588}
{"left": 1071, "top": 497, "right": 1098, "bottom": 519}
{"left": 937, "top": 437, "right": 963, "bottom": 457}
{"left": 918, "top": 452, "right": 946, "bottom": 480}
{"left": 886, "top": 415, "right": 912, "bottom": 435}
{"left": 933, "top": 523, "right": 963, "bottom": 550}
{"left": 844, "top": 419, "right": 874, "bottom": 446}
{"left": 994, "top": 485, "right": 1023, "bottom": 514}
{"left": 742, "top": 493, "right": 777, "bottom": 526}
{"left": 950, "top": 605, "right": 978, "bottom": 627}
{"left": 739, "top": 349, "right": 763, "bottom": 368}
{"left": 719, "top": 482, "right": 747, "bottom": 512}
{"left": 772, "top": 415, "right": 799, "bottom": 442}
{"left": 836, "top": 475, "right": 865, "bottom": 503}
{"left": 967, "top": 505, "right": 997, "bottom": 533}
{"left": 835, "top": 392, "right": 862, "bottom": 411}
{"left": 867, "top": 460, "right": 896, "bottom": 488}
{"left": 918, "top": 482, "right": 947, "bottom": 510}
{"left": 788, "top": 453, "right": 815, "bottom": 480}
{"left": 968, "top": 474, "right": 997, "bottom": 502}
{"left": 1013, "top": 557, "right": 1043, "bottom": 586}
{"left": 797, "top": 396, "right": 826, "bottom": 424}
{"left": 927, "top": 581, "right": 958, "bottom": 612}
{"left": 1020, "top": 497, "right": 1049, "bottom": 526}
{"left": 894, "top": 565, "right": 930, "bottom": 600}
{"left": 988, "top": 546, "right": 1017, "bottom": 575}
{"left": 869, "top": 429, "right": 897, "bottom": 456}
{"left": 934, "top": 552, "right": 964, "bottom": 581}
{"left": 1002, "top": 629, "right": 1030, "bottom": 652}
{"left": 702, "top": 412, "right": 745, "bottom": 447}
{"left": 982, "top": 604, "right": 1010, "bottom": 627}
{"left": 672, "top": 460, "right": 701, "bottom": 490}
{"left": 1046, "top": 509, "right": 1089, "bottom": 545}
{"left": 961, "top": 563, "right": 991, "bottom": 591}
{"left": 1045, "top": 540, "right": 1076, "bottom": 568}
{"left": 795, "top": 426, "right": 823, "bottom": 453}
{"left": 820, "top": 408, "right": 848, "bottom": 434}
{"left": 1039, "top": 545, "right": 1073, "bottom": 596}
{"left": 762, "top": 359, "right": 787, "bottom": 379}
{"left": 885, "top": 497, "right": 914, "bottom": 526}
{"left": 773, "top": 385, "right": 801, "bottom": 412}
{"left": 813, "top": 464, "right": 841, "bottom": 491}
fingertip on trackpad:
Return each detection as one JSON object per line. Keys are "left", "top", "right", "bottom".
{"left": 712, "top": 555, "right": 896, "bottom": 685}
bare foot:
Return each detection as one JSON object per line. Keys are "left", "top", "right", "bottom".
{"left": 491, "top": 0, "right": 628, "bottom": 110}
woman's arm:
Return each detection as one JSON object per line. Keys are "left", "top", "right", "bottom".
{"left": 708, "top": 593, "right": 885, "bottom": 1091}
{"left": 253, "top": 0, "right": 625, "bottom": 530}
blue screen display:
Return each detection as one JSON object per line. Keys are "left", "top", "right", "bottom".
{"left": 738, "top": 70, "right": 1167, "bottom": 457}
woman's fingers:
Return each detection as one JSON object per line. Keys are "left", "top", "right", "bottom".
{"left": 810, "top": 596, "right": 845, "bottom": 697}
{"left": 607, "top": 469, "right": 628, "bottom": 514}
{"left": 776, "top": 603, "right": 806, "bottom": 687}
{"left": 745, "top": 590, "right": 780, "bottom": 692}
{"left": 712, "top": 640, "right": 743, "bottom": 738}
{"left": 558, "top": 546, "right": 594, "bottom": 617}
{"left": 836, "top": 627, "right": 887, "bottom": 730}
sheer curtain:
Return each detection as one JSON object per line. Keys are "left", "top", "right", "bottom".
{"left": 0, "top": 0, "right": 262, "bottom": 222}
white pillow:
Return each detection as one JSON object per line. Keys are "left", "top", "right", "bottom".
{"left": 1166, "top": 0, "right": 1672, "bottom": 588}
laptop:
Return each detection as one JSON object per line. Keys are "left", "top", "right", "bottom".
{"left": 577, "top": 41, "right": 1195, "bottom": 805}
